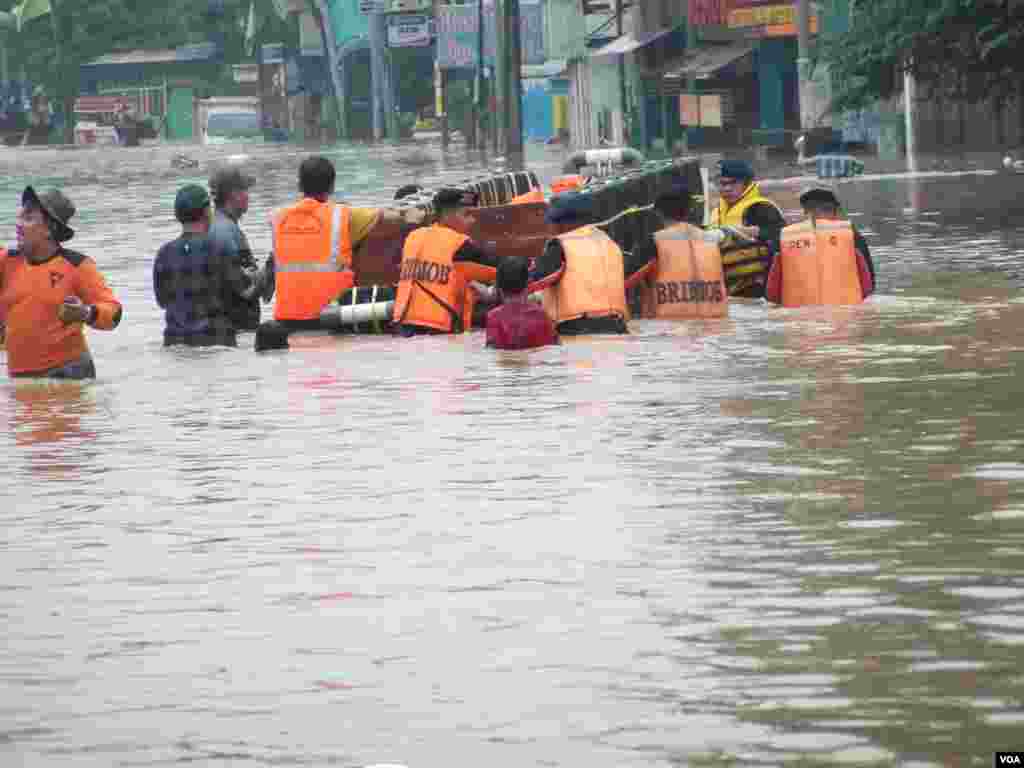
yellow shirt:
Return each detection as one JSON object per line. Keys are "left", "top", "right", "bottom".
{"left": 349, "top": 207, "right": 381, "bottom": 249}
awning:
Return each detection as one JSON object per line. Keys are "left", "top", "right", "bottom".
{"left": 589, "top": 25, "right": 678, "bottom": 58}
{"left": 663, "top": 42, "right": 754, "bottom": 79}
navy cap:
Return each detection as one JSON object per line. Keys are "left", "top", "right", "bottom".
{"left": 717, "top": 159, "right": 754, "bottom": 181}
{"left": 174, "top": 184, "right": 211, "bottom": 221}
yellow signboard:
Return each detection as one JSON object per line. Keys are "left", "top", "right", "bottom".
{"left": 727, "top": 4, "right": 816, "bottom": 30}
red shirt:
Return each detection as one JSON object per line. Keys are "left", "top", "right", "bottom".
{"left": 485, "top": 299, "right": 559, "bottom": 350}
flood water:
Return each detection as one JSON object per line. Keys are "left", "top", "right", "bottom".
{"left": 2, "top": 140, "right": 1024, "bottom": 768}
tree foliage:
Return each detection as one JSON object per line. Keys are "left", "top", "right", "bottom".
{"left": 818, "top": 0, "right": 1024, "bottom": 111}
{"left": 10, "top": 0, "right": 298, "bottom": 140}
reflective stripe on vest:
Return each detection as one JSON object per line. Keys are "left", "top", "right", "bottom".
{"left": 780, "top": 219, "right": 863, "bottom": 307}
{"left": 392, "top": 225, "right": 469, "bottom": 333}
{"left": 273, "top": 200, "right": 354, "bottom": 321}
{"left": 542, "top": 226, "right": 627, "bottom": 326}
{"left": 645, "top": 222, "right": 728, "bottom": 319}
{"left": 275, "top": 205, "right": 346, "bottom": 273}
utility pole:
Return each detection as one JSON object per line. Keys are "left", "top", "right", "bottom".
{"left": 0, "top": 11, "right": 10, "bottom": 83}
{"left": 505, "top": 0, "right": 524, "bottom": 160}
{"left": 476, "top": 0, "right": 484, "bottom": 149}
{"left": 48, "top": 0, "right": 74, "bottom": 145}
{"left": 494, "top": 0, "right": 506, "bottom": 153}
{"left": 904, "top": 62, "right": 918, "bottom": 173}
{"left": 615, "top": 0, "right": 627, "bottom": 146}
{"left": 369, "top": 3, "right": 386, "bottom": 139}
{"left": 434, "top": 0, "right": 448, "bottom": 148}
{"left": 682, "top": 0, "right": 697, "bottom": 153}
{"left": 314, "top": 0, "right": 348, "bottom": 140}
{"left": 796, "top": 0, "right": 813, "bottom": 133}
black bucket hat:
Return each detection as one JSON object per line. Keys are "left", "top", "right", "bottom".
{"left": 22, "top": 186, "right": 75, "bottom": 242}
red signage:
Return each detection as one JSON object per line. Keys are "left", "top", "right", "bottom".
{"left": 689, "top": 0, "right": 726, "bottom": 25}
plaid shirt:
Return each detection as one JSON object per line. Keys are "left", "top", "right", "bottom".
{"left": 153, "top": 234, "right": 238, "bottom": 346}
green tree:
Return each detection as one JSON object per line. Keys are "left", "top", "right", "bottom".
{"left": 12, "top": 0, "right": 295, "bottom": 142}
{"left": 819, "top": 0, "right": 1024, "bottom": 112}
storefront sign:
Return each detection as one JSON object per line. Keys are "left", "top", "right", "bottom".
{"left": 384, "top": 0, "right": 432, "bottom": 12}
{"left": 436, "top": 0, "right": 544, "bottom": 69}
{"left": 689, "top": 0, "right": 726, "bottom": 26}
{"left": 679, "top": 93, "right": 726, "bottom": 128}
{"left": 727, "top": 3, "right": 817, "bottom": 36}
{"left": 387, "top": 14, "right": 432, "bottom": 47}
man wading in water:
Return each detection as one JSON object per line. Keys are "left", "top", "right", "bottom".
{"left": 0, "top": 187, "right": 122, "bottom": 379}
{"left": 208, "top": 163, "right": 274, "bottom": 332}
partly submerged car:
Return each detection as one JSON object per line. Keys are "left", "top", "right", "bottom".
{"left": 202, "top": 109, "right": 264, "bottom": 146}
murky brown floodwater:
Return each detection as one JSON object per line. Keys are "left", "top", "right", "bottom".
{"left": 2, "top": 139, "right": 1024, "bottom": 768}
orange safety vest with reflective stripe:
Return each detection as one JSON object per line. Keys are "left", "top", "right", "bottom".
{"left": 542, "top": 226, "right": 627, "bottom": 326}
{"left": 641, "top": 222, "right": 728, "bottom": 319}
{"left": 393, "top": 224, "right": 470, "bottom": 333}
{"left": 272, "top": 198, "right": 353, "bottom": 321}
{"left": 779, "top": 219, "right": 863, "bottom": 307}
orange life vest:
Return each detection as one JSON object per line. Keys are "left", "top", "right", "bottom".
{"left": 779, "top": 218, "right": 864, "bottom": 307}
{"left": 393, "top": 224, "right": 470, "bottom": 333}
{"left": 542, "top": 226, "right": 627, "bottom": 326}
{"left": 550, "top": 175, "right": 585, "bottom": 196}
{"left": 641, "top": 222, "right": 728, "bottom": 319}
{"left": 510, "top": 188, "right": 545, "bottom": 205}
{"left": 272, "top": 198, "right": 353, "bottom": 321}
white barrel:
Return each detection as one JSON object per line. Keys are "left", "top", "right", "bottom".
{"left": 563, "top": 147, "right": 644, "bottom": 173}
{"left": 320, "top": 300, "right": 395, "bottom": 330}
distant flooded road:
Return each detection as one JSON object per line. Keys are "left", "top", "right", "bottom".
{"left": 2, "top": 139, "right": 1024, "bottom": 767}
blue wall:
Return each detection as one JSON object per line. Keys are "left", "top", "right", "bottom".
{"left": 522, "top": 79, "right": 552, "bottom": 141}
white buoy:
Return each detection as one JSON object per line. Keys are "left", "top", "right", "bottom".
{"left": 1004, "top": 156, "right": 1013, "bottom": 169}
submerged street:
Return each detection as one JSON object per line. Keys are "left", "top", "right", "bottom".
{"left": 2, "top": 139, "right": 1024, "bottom": 767}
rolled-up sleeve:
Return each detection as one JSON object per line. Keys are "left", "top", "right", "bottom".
{"left": 78, "top": 258, "right": 123, "bottom": 329}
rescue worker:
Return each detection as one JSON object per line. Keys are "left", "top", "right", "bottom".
{"left": 528, "top": 222, "right": 629, "bottom": 335}
{"left": 485, "top": 255, "right": 559, "bottom": 350}
{"left": 766, "top": 186, "right": 875, "bottom": 306}
{"left": 708, "top": 159, "right": 786, "bottom": 298}
{"left": 0, "top": 187, "right": 122, "bottom": 379}
{"left": 153, "top": 184, "right": 240, "bottom": 347}
{"left": 393, "top": 187, "right": 498, "bottom": 336}
{"left": 270, "top": 155, "right": 426, "bottom": 332}
{"left": 628, "top": 184, "right": 728, "bottom": 319}
{"left": 208, "top": 162, "right": 273, "bottom": 332}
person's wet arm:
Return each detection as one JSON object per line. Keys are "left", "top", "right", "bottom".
{"left": 623, "top": 235, "right": 658, "bottom": 290}
{"left": 76, "top": 259, "right": 123, "bottom": 329}
{"left": 452, "top": 240, "right": 498, "bottom": 284}
{"left": 854, "top": 228, "right": 876, "bottom": 286}
{"left": 153, "top": 248, "right": 169, "bottom": 309}
{"left": 527, "top": 242, "right": 565, "bottom": 293}
{"left": 218, "top": 238, "right": 260, "bottom": 300}
{"left": 351, "top": 206, "right": 426, "bottom": 251}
